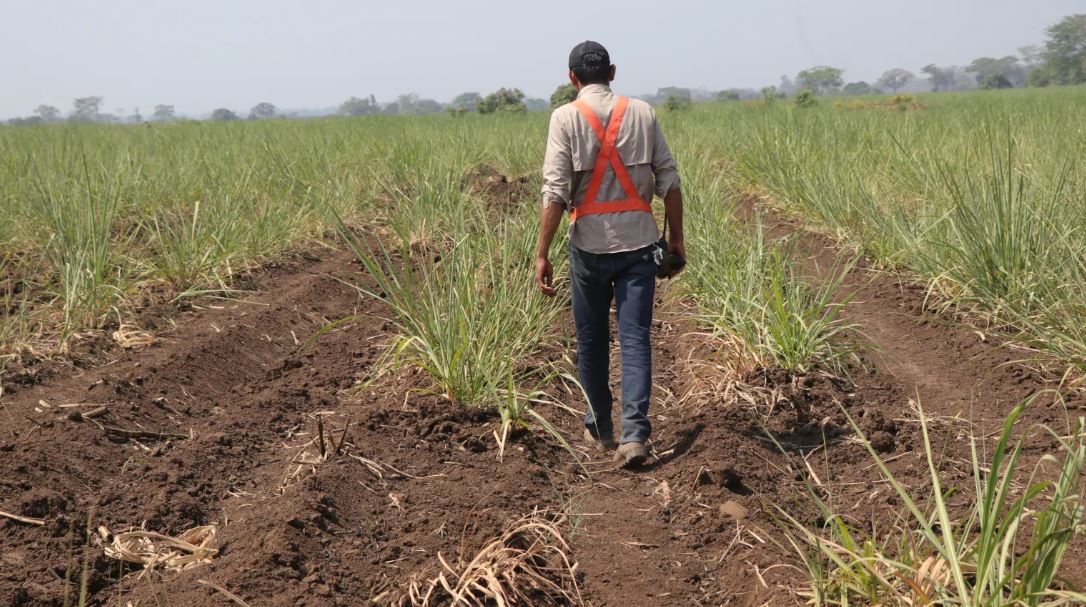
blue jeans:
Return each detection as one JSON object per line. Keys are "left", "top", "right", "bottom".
{"left": 569, "top": 243, "right": 657, "bottom": 444}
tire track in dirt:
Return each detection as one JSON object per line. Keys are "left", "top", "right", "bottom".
{"left": 751, "top": 204, "right": 1086, "bottom": 589}
{"left": 1, "top": 248, "right": 374, "bottom": 604}
{"left": 756, "top": 208, "right": 1080, "bottom": 429}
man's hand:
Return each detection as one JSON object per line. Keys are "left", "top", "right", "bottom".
{"left": 536, "top": 257, "right": 556, "bottom": 297}
{"left": 663, "top": 187, "right": 686, "bottom": 278}
{"left": 535, "top": 201, "right": 565, "bottom": 297}
{"left": 666, "top": 238, "right": 686, "bottom": 278}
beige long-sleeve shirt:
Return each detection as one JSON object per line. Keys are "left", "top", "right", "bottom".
{"left": 542, "top": 84, "right": 681, "bottom": 254}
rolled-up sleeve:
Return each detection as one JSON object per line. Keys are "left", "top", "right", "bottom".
{"left": 541, "top": 109, "right": 572, "bottom": 209}
{"left": 650, "top": 111, "right": 681, "bottom": 199}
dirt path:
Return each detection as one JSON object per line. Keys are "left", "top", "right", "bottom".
{"left": 557, "top": 295, "right": 871, "bottom": 606}
{"left": 566, "top": 303, "right": 707, "bottom": 605}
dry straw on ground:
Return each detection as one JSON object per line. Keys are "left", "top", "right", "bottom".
{"left": 102, "top": 525, "right": 218, "bottom": 574}
{"left": 112, "top": 324, "right": 157, "bottom": 349}
{"left": 0, "top": 509, "right": 46, "bottom": 525}
{"left": 398, "top": 512, "right": 583, "bottom": 607}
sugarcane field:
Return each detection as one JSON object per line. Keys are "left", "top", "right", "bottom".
{"left": 3, "top": 4, "right": 1086, "bottom": 607}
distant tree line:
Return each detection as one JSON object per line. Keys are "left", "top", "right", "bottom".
{"left": 664, "top": 12, "right": 1085, "bottom": 106}
{"left": 7, "top": 13, "right": 1084, "bottom": 126}
{"left": 5, "top": 97, "right": 289, "bottom": 125}
{"left": 723, "top": 13, "right": 1085, "bottom": 101}
{"left": 334, "top": 87, "right": 543, "bottom": 118}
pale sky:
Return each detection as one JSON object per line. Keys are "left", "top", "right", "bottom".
{"left": 1, "top": 0, "right": 1080, "bottom": 119}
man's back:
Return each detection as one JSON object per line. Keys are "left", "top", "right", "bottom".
{"left": 542, "top": 84, "right": 680, "bottom": 254}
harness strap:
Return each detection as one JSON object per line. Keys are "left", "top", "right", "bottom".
{"left": 569, "top": 96, "right": 653, "bottom": 222}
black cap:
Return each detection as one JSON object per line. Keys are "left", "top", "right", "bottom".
{"left": 569, "top": 40, "right": 610, "bottom": 70}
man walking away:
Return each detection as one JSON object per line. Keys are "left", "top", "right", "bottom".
{"left": 535, "top": 41, "right": 685, "bottom": 467}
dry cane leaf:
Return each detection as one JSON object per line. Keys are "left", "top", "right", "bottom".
{"left": 103, "top": 525, "right": 218, "bottom": 573}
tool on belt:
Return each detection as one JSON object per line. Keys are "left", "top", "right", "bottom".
{"left": 654, "top": 214, "right": 686, "bottom": 279}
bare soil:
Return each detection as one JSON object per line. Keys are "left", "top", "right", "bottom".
{"left": 464, "top": 165, "right": 535, "bottom": 217}
{"left": 2, "top": 214, "right": 1082, "bottom": 606}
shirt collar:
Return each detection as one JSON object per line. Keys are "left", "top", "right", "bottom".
{"left": 577, "top": 83, "right": 613, "bottom": 99}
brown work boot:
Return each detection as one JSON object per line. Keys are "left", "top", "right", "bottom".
{"left": 614, "top": 441, "right": 649, "bottom": 467}
{"left": 582, "top": 428, "right": 617, "bottom": 452}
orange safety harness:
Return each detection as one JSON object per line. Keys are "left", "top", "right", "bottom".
{"left": 569, "top": 96, "right": 654, "bottom": 223}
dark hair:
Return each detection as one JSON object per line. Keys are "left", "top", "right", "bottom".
{"left": 572, "top": 52, "right": 611, "bottom": 85}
